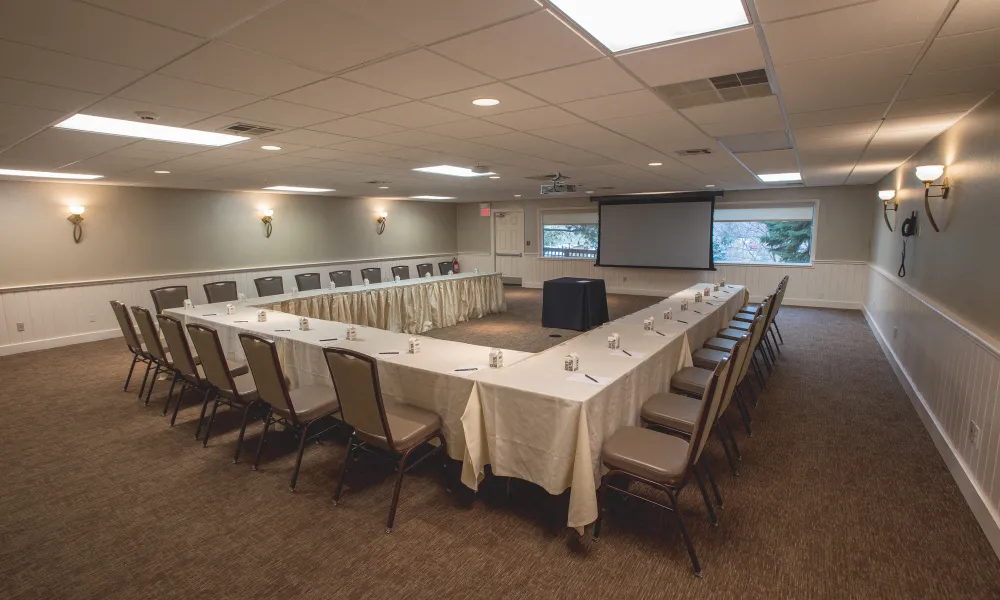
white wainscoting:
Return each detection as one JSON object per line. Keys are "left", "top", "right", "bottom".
{"left": 0, "top": 253, "right": 457, "bottom": 356}
{"left": 460, "top": 252, "right": 865, "bottom": 308}
{"left": 864, "top": 264, "right": 1000, "bottom": 555}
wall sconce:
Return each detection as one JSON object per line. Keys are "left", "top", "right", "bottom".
{"left": 376, "top": 210, "right": 388, "bottom": 235}
{"left": 915, "top": 165, "right": 949, "bottom": 232}
{"left": 878, "top": 190, "right": 897, "bottom": 232}
{"left": 261, "top": 208, "right": 274, "bottom": 238}
{"left": 67, "top": 205, "right": 85, "bottom": 243}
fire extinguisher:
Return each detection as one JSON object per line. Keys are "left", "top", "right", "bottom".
{"left": 452, "top": 257, "right": 460, "bottom": 274}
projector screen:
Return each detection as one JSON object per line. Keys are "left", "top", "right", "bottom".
{"left": 597, "top": 196, "right": 715, "bottom": 270}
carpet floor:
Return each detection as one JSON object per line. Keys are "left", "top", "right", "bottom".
{"left": 1, "top": 294, "right": 999, "bottom": 599}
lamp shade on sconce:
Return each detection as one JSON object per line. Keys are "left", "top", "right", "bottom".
{"left": 916, "top": 165, "right": 945, "bottom": 182}
{"left": 878, "top": 190, "right": 896, "bottom": 201}
{"left": 69, "top": 205, "right": 85, "bottom": 215}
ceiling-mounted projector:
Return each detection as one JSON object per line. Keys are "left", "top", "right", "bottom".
{"left": 470, "top": 163, "right": 491, "bottom": 174}
{"left": 540, "top": 172, "right": 577, "bottom": 195}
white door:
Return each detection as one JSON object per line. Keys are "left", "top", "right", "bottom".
{"left": 494, "top": 210, "right": 525, "bottom": 283}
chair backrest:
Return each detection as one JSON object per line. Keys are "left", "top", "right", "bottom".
{"left": 390, "top": 265, "right": 410, "bottom": 280}
{"left": 416, "top": 263, "right": 434, "bottom": 278}
{"left": 110, "top": 300, "right": 143, "bottom": 354}
{"left": 150, "top": 286, "right": 188, "bottom": 314}
{"left": 239, "top": 333, "right": 300, "bottom": 423}
{"left": 360, "top": 268, "right": 381, "bottom": 284}
{"left": 737, "top": 297, "right": 771, "bottom": 383}
{"left": 295, "top": 272, "right": 322, "bottom": 291}
{"left": 773, "top": 278, "right": 789, "bottom": 316}
{"left": 330, "top": 270, "right": 353, "bottom": 287}
{"left": 203, "top": 281, "right": 238, "bottom": 304}
{"left": 718, "top": 336, "right": 750, "bottom": 415}
{"left": 157, "top": 314, "right": 199, "bottom": 382}
{"left": 185, "top": 323, "right": 242, "bottom": 399}
{"left": 438, "top": 261, "right": 453, "bottom": 275}
{"left": 323, "top": 348, "right": 393, "bottom": 450}
{"left": 130, "top": 306, "right": 167, "bottom": 362}
{"left": 254, "top": 276, "right": 284, "bottom": 297}
{"left": 687, "top": 353, "right": 735, "bottom": 466}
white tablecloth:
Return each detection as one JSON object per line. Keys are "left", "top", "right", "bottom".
{"left": 256, "top": 272, "right": 505, "bottom": 335}
{"left": 460, "top": 284, "right": 747, "bottom": 530}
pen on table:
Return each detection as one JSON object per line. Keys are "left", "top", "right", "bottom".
{"left": 318, "top": 338, "right": 338, "bottom": 342}
{"left": 379, "top": 351, "right": 399, "bottom": 355}
{"left": 706, "top": 302, "right": 717, "bottom": 306}
{"left": 622, "top": 349, "right": 632, "bottom": 357}
{"left": 693, "top": 310, "right": 703, "bottom": 314}
{"left": 274, "top": 329, "right": 290, "bottom": 332}
{"left": 655, "top": 330, "right": 665, "bottom": 336}
{"left": 201, "top": 313, "right": 217, "bottom": 316}
{"left": 677, "top": 320, "right": 688, "bottom": 324}
{"left": 233, "top": 320, "right": 249, "bottom": 323}
{"left": 585, "top": 374, "right": 598, "bottom": 383}
{"left": 454, "top": 367, "right": 478, "bottom": 372}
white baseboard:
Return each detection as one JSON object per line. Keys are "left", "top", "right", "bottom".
{"left": 863, "top": 307, "right": 1000, "bottom": 557}
{"left": 0, "top": 328, "right": 121, "bottom": 357}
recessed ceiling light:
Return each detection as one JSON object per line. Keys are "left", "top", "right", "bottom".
{"left": 472, "top": 98, "right": 501, "bottom": 107}
{"left": 705, "top": 184, "right": 716, "bottom": 188}
{"left": 488, "top": 175, "right": 500, "bottom": 179}
{"left": 757, "top": 172, "right": 802, "bottom": 183}
{"left": 264, "top": 186, "right": 335, "bottom": 193}
{"left": 54, "top": 114, "right": 247, "bottom": 146}
{"left": 0, "top": 168, "right": 103, "bottom": 180}
{"left": 648, "top": 162, "right": 663, "bottom": 166}
{"left": 154, "top": 170, "right": 170, "bottom": 174}
{"left": 414, "top": 165, "right": 496, "bottom": 177}
{"left": 261, "top": 145, "right": 282, "bottom": 151}
{"left": 550, "top": 0, "right": 750, "bottom": 52}
{"left": 378, "top": 185, "right": 390, "bottom": 189}
{"left": 410, "top": 195, "right": 456, "bottom": 200}
{"left": 586, "top": 190, "right": 595, "bottom": 194}
{"left": 514, "top": 194, "right": 522, "bottom": 198}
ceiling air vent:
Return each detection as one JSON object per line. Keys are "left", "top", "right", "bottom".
{"left": 525, "top": 173, "right": 571, "bottom": 181}
{"left": 219, "top": 122, "right": 282, "bottom": 136}
{"left": 675, "top": 148, "right": 713, "bottom": 156}
{"left": 655, "top": 69, "right": 772, "bottom": 109}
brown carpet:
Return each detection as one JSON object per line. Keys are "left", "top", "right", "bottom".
{"left": 2, "top": 297, "right": 999, "bottom": 599}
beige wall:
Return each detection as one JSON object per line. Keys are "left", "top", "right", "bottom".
{"left": 0, "top": 181, "right": 457, "bottom": 288}
{"left": 870, "top": 91, "right": 1000, "bottom": 342}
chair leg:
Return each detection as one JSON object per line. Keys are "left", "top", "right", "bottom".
{"left": 715, "top": 427, "right": 739, "bottom": 476}
{"left": 763, "top": 335, "right": 777, "bottom": 364}
{"left": 773, "top": 319, "right": 784, "bottom": 344}
{"left": 693, "top": 466, "right": 718, "bottom": 526}
{"left": 137, "top": 360, "right": 152, "bottom": 400}
{"left": 123, "top": 354, "right": 139, "bottom": 391}
{"left": 289, "top": 420, "right": 314, "bottom": 491}
{"left": 751, "top": 356, "right": 766, "bottom": 388}
{"left": 592, "top": 476, "right": 609, "bottom": 541}
{"left": 386, "top": 446, "right": 418, "bottom": 533}
{"left": 734, "top": 394, "right": 753, "bottom": 437}
{"left": 233, "top": 401, "right": 257, "bottom": 465}
{"left": 333, "top": 432, "right": 356, "bottom": 506}
{"left": 170, "top": 383, "right": 189, "bottom": 426}
{"left": 769, "top": 327, "right": 781, "bottom": 354}
{"left": 703, "top": 462, "right": 724, "bottom": 509}
{"left": 668, "top": 491, "right": 703, "bottom": 578}
{"left": 438, "top": 434, "right": 452, "bottom": 492}
{"left": 252, "top": 409, "right": 273, "bottom": 471}
{"left": 161, "top": 373, "right": 180, "bottom": 416}
{"left": 202, "top": 396, "right": 221, "bottom": 448}
{"left": 194, "top": 388, "right": 213, "bottom": 436}
{"left": 758, "top": 345, "right": 774, "bottom": 375}
{"left": 722, "top": 416, "right": 742, "bottom": 460}
{"left": 743, "top": 379, "right": 758, "bottom": 409}
{"left": 144, "top": 364, "right": 160, "bottom": 406}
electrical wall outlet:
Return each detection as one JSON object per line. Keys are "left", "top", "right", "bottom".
{"left": 892, "top": 326, "right": 898, "bottom": 339}
{"left": 969, "top": 421, "right": 981, "bottom": 449}
{"left": 16, "top": 322, "right": 25, "bottom": 332}
{"left": 87, "top": 313, "right": 96, "bottom": 323}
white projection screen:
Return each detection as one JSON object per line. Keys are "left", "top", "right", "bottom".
{"left": 597, "top": 197, "right": 716, "bottom": 270}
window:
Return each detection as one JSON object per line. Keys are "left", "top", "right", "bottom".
{"left": 712, "top": 203, "right": 815, "bottom": 265}
{"left": 541, "top": 209, "right": 599, "bottom": 259}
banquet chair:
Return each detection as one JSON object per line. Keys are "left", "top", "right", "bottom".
{"left": 158, "top": 314, "right": 248, "bottom": 428}
{"left": 295, "top": 272, "right": 322, "bottom": 291}
{"left": 203, "top": 281, "right": 238, "bottom": 304}
{"left": 593, "top": 353, "right": 734, "bottom": 577}
{"left": 329, "top": 270, "right": 352, "bottom": 287}
{"left": 437, "top": 261, "right": 453, "bottom": 275}
{"left": 150, "top": 286, "right": 188, "bottom": 314}
{"left": 703, "top": 298, "right": 772, "bottom": 401}
{"left": 416, "top": 263, "right": 434, "bottom": 278}
{"left": 390, "top": 265, "right": 410, "bottom": 280}
{"left": 324, "top": 347, "right": 449, "bottom": 533}
{"left": 737, "top": 276, "right": 788, "bottom": 347}
{"left": 239, "top": 333, "right": 341, "bottom": 490}
{"left": 186, "top": 323, "right": 262, "bottom": 461}
{"left": 110, "top": 300, "right": 150, "bottom": 392}
{"left": 130, "top": 306, "right": 186, "bottom": 408}
{"left": 254, "top": 276, "right": 284, "bottom": 297}
{"left": 360, "top": 267, "right": 382, "bottom": 284}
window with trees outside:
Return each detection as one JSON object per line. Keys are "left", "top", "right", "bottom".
{"left": 541, "top": 209, "right": 599, "bottom": 259}
{"left": 712, "top": 203, "right": 815, "bottom": 265}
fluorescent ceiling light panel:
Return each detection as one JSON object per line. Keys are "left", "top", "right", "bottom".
{"left": 550, "top": 0, "right": 749, "bottom": 52}
{"left": 54, "top": 114, "right": 248, "bottom": 147}
{"left": 410, "top": 195, "right": 456, "bottom": 200}
{"left": 264, "top": 186, "right": 335, "bottom": 193}
{"left": 0, "top": 168, "right": 103, "bottom": 180}
{"left": 756, "top": 172, "right": 802, "bottom": 183}
{"left": 413, "top": 165, "right": 495, "bottom": 177}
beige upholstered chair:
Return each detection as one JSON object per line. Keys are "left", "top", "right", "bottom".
{"left": 186, "top": 323, "right": 262, "bottom": 462}
{"left": 437, "top": 261, "right": 453, "bottom": 275}
{"left": 390, "top": 265, "right": 410, "bottom": 280}
{"left": 254, "top": 276, "right": 284, "bottom": 297}
{"left": 737, "top": 275, "right": 788, "bottom": 346}
{"left": 294, "top": 272, "right": 322, "bottom": 291}
{"left": 203, "top": 281, "right": 238, "bottom": 304}
{"left": 150, "top": 286, "right": 188, "bottom": 314}
{"left": 415, "top": 263, "right": 434, "bottom": 278}
{"left": 324, "top": 347, "right": 449, "bottom": 533}
{"left": 329, "top": 270, "right": 353, "bottom": 287}
{"left": 238, "top": 333, "right": 341, "bottom": 490}
{"left": 130, "top": 305, "right": 186, "bottom": 408}
{"left": 110, "top": 300, "right": 150, "bottom": 392}
{"left": 593, "top": 353, "right": 735, "bottom": 577}
{"left": 360, "top": 267, "right": 381, "bottom": 284}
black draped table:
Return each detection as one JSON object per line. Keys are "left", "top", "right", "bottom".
{"left": 541, "top": 277, "right": 610, "bottom": 331}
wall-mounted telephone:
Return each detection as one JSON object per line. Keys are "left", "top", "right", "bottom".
{"left": 898, "top": 211, "right": 917, "bottom": 277}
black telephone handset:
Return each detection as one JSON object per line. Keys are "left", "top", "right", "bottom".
{"left": 898, "top": 211, "right": 917, "bottom": 277}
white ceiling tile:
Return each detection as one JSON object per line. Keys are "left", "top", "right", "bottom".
{"left": 793, "top": 121, "right": 882, "bottom": 140}
{"left": 475, "top": 132, "right": 614, "bottom": 166}
{"left": 531, "top": 122, "right": 666, "bottom": 164}
{"left": 508, "top": 59, "right": 643, "bottom": 104}
{"left": 618, "top": 27, "right": 765, "bottom": 87}
{"left": 369, "top": 130, "right": 456, "bottom": 148}
{"left": 787, "top": 103, "right": 888, "bottom": 128}
{"left": 360, "top": 102, "right": 468, "bottom": 128}
{"left": 85, "top": 0, "right": 279, "bottom": 37}
{"left": 755, "top": 0, "right": 866, "bottom": 23}
{"left": 484, "top": 106, "right": 585, "bottom": 131}
{"left": 898, "top": 63, "right": 1000, "bottom": 99}
{"left": 125, "top": 140, "right": 220, "bottom": 156}
{"left": 887, "top": 92, "right": 991, "bottom": 119}
{"left": 431, "top": 10, "right": 604, "bottom": 80}
{"left": 717, "top": 130, "right": 792, "bottom": 152}
{"left": 263, "top": 129, "right": 357, "bottom": 147}
{"left": 161, "top": 42, "right": 327, "bottom": 96}
{"left": 764, "top": 0, "right": 948, "bottom": 66}
{"left": 846, "top": 163, "right": 900, "bottom": 185}
{"left": 560, "top": 90, "right": 671, "bottom": 121}
{"left": 1, "top": 129, "right": 135, "bottom": 168}
{"left": 801, "top": 164, "right": 853, "bottom": 186}
{"left": 68, "top": 153, "right": 165, "bottom": 174}
{"left": 328, "top": 139, "right": 403, "bottom": 155}
{"left": 775, "top": 44, "right": 919, "bottom": 112}
{"left": 861, "top": 125, "right": 947, "bottom": 163}
{"left": 341, "top": 50, "right": 493, "bottom": 99}
{"left": 737, "top": 148, "right": 799, "bottom": 173}
{"left": 423, "top": 83, "right": 547, "bottom": 117}
{"left": 916, "top": 28, "right": 1000, "bottom": 74}
{"left": 227, "top": 99, "right": 343, "bottom": 128}
{"left": 221, "top": 0, "right": 414, "bottom": 73}
{"left": 0, "top": 103, "right": 66, "bottom": 141}
{"left": 598, "top": 111, "right": 713, "bottom": 154}
{"left": 0, "top": 77, "right": 100, "bottom": 113}
{"left": 682, "top": 96, "right": 782, "bottom": 126}
{"left": 310, "top": 116, "right": 407, "bottom": 137}
{"left": 421, "top": 119, "right": 515, "bottom": 139}
{"left": 797, "top": 134, "right": 870, "bottom": 160}
{"left": 115, "top": 74, "right": 261, "bottom": 114}
{"left": 939, "top": 0, "right": 1000, "bottom": 36}
{"left": 879, "top": 112, "right": 966, "bottom": 133}
{"left": 0, "top": 0, "right": 202, "bottom": 70}
{"left": 0, "top": 39, "right": 143, "bottom": 95}
{"left": 84, "top": 97, "right": 212, "bottom": 127}
{"left": 276, "top": 78, "right": 408, "bottom": 114}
